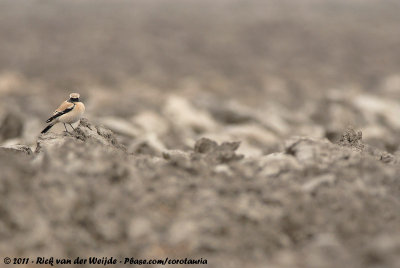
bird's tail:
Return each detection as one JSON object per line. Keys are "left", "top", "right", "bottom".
{"left": 41, "top": 122, "right": 56, "bottom": 134}
{"left": 46, "top": 114, "right": 58, "bottom": 123}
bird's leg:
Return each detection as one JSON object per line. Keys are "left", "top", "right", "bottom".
{"left": 63, "top": 123, "right": 69, "bottom": 132}
{"left": 69, "top": 123, "right": 75, "bottom": 130}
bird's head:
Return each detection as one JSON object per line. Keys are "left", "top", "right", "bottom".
{"left": 69, "top": 93, "right": 80, "bottom": 102}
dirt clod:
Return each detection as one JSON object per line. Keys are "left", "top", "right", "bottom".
{"left": 338, "top": 127, "right": 364, "bottom": 150}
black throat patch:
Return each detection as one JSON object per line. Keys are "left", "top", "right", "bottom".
{"left": 68, "top": 98, "right": 79, "bottom": 103}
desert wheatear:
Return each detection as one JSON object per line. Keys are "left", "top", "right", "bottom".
{"left": 41, "top": 93, "right": 85, "bottom": 134}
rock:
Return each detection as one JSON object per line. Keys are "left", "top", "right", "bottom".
{"left": 97, "top": 116, "right": 140, "bottom": 138}
{"left": 194, "top": 137, "right": 218, "bottom": 154}
{"left": 257, "top": 153, "right": 302, "bottom": 177}
{"left": 285, "top": 136, "right": 361, "bottom": 167}
{"left": 197, "top": 98, "right": 291, "bottom": 135}
{"left": 194, "top": 133, "right": 264, "bottom": 157}
{"left": 193, "top": 137, "right": 243, "bottom": 164}
{"left": 128, "top": 133, "right": 166, "bottom": 156}
{"left": 213, "top": 164, "right": 233, "bottom": 176}
{"left": 162, "top": 149, "right": 189, "bottom": 162}
{"left": 285, "top": 136, "right": 329, "bottom": 165}
{"left": 257, "top": 105, "right": 291, "bottom": 135}
{"left": 295, "top": 124, "right": 326, "bottom": 139}
{"left": 194, "top": 123, "right": 277, "bottom": 157}
{"left": 225, "top": 124, "right": 279, "bottom": 148}
{"left": 338, "top": 127, "right": 364, "bottom": 150}
{"left": 0, "top": 144, "right": 33, "bottom": 156}
{"left": 163, "top": 95, "right": 218, "bottom": 133}
{"left": 162, "top": 149, "right": 194, "bottom": 171}
{"left": 35, "top": 118, "right": 125, "bottom": 154}
{"left": 131, "top": 111, "right": 169, "bottom": 136}
{"left": 198, "top": 99, "right": 256, "bottom": 124}
{"left": 353, "top": 94, "right": 400, "bottom": 129}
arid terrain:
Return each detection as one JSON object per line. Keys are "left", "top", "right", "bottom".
{"left": 1, "top": 0, "right": 400, "bottom": 267}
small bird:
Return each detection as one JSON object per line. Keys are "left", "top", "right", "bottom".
{"left": 41, "top": 93, "right": 85, "bottom": 134}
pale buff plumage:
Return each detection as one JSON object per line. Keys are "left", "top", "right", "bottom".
{"left": 41, "top": 93, "right": 85, "bottom": 134}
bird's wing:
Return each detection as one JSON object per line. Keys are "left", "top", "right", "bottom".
{"left": 46, "top": 101, "right": 75, "bottom": 123}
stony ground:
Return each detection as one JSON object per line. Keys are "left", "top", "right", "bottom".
{"left": 1, "top": 0, "right": 400, "bottom": 267}
{"left": 1, "top": 121, "right": 400, "bottom": 268}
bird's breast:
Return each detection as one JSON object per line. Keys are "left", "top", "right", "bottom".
{"left": 58, "top": 102, "right": 85, "bottom": 123}
{"left": 74, "top": 102, "right": 85, "bottom": 113}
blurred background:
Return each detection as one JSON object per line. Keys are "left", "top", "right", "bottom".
{"left": 1, "top": 0, "right": 400, "bottom": 155}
